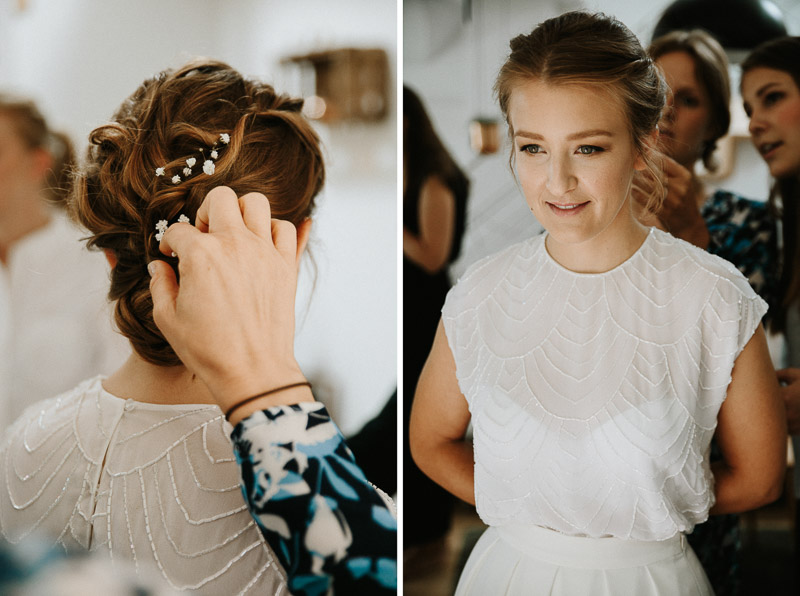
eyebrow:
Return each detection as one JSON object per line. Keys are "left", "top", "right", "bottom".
{"left": 513, "top": 129, "right": 615, "bottom": 141}
{"left": 755, "top": 81, "right": 783, "bottom": 98}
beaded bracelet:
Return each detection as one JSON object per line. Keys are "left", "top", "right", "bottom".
{"left": 224, "top": 381, "right": 312, "bottom": 422}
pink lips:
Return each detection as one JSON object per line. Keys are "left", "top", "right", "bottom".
{"left": 759, "top": 141, "right": 783, "bottom": 160}
{"left": 547, "top": 202, "right": 588, "bottom": 216}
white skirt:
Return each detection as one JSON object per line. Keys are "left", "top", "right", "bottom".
{"left": 455, "top": 525, "right": 713, "bottom": 595}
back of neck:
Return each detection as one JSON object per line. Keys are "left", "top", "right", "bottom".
{"left": 103, "top": 352, "right": 216, "bottom": 406}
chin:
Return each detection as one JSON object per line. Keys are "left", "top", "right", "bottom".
{"left": 546, "top": 227, "right": 594, "bottom": 246}
{"left": 769, "top": 160, "right": 800, "bottom": 180}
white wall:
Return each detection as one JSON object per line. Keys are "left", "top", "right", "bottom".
{"left": 404, "top": 0, "right": 799, "bottom": 279}
{"left": 0, "top": 0, "right": 397, "bottom": 434}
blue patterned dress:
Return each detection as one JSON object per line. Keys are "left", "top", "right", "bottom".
{"left": 687, "top": 189, "right": 778, "bottom": 596}
{"left": 702, "top": 189, "right": 779, "bottom": 312}
{"left": 231, "top": 402, "right": 397, "bottom": 596}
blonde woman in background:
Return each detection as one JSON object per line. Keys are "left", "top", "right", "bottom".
{"left": 0, "top": 95, "right": 128, "bottom": 429}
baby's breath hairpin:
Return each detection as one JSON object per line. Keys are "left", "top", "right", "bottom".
{"left": 153, "top": 132, "right": 230, "bottom": 184}
{"left": 154, "top": 214, "right": 191, "bottom": 243}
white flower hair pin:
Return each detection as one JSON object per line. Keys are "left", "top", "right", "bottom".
{"left": 155, "top": 220, "right": 168, "bottom": 242}
{"left": 153, "top": 132, "right": 230, "bottom": 184}
{"left": 154, "top": 214, "right": 192, "bottom": 244}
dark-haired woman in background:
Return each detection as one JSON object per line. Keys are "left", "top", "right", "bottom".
{"left": 741, "top": 34, "right": 800, "bottom": 559}
{"left": 402, "top": 85, "right": 469, "bottom": 566}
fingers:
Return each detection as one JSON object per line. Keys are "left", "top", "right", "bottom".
{"left": 777, "top": 368, "right": 800, "bottom": 384}
{"left": 195, "top": 186, "right": 244, "bottom": 233}
{"left": 148, "top": 260, "right": 179, "bottom": 332}
{"left": 159, "top": 220, "right": 201, "bottom": 258}
{"left": 272, "top": 218, "right": 298, "bottom": 260}
{"left": 662, "top": 157, "right": 692, "bottom": 183}
{"left": 296, "top": 218, "right": 312, "bottom": 264}
{"left": 239, "top": 192, "right": 272, "bottom": 238}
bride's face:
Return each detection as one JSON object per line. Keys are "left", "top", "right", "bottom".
{"left": 508, "top": 80, "right": 646, "bottom": 249}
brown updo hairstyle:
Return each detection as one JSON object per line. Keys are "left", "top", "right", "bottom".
{"left": 648, "top": 29, "right": 731, "bottom": 171}
{"left": 494, "top": 11, "right": 667, "bottom": 212}
{"left": 0, "top": 94, "right": 76, "bottom": 206}
{"left": 69, "top": 60, "right": 325, "bottom": 366}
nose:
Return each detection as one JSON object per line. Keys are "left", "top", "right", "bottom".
{"left": 748, "top": 107, "right": 766, "bottom": 137}
{"left": 545, "top": 154, "right": 577, "bottom": 197}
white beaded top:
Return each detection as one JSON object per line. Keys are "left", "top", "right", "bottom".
{"left": 0, "top": 376, "right": 288, "bottom": 595}
{"left": 442, "top": 228, "right": 766, "bottom": 540}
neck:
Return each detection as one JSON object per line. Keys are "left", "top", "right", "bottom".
{"left": 545, "top": 210, "right": 649, "bottom": 274}
{"left": 102, "top": 352, "right": 216, "bottom": 406}
{"left": 0, "top": 194, "right": 51, "bottom": 265}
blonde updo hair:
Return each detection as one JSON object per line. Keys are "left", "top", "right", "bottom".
{"left": 495, "top": 11, "right": 667, "bottom": 212}
{"left": 69, "top": 60, "right": 325, "bottom": 366}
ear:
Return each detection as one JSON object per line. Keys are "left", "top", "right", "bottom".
{"left": 634, "top": 129, "right": 659, "bottom": 171}
{"left": 30, "top": 147, "right": 53, "bottom": 179}
{"left": 296, "top": 218, "right": 312, "bottom": 265}
{"left": 103, "top": 249, "right": 117, "bottom": 270}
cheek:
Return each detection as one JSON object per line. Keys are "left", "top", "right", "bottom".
{"left": 678, "top": 109, "right": 709, "bottom": 137}
{"left": 516, "top": 161, "right": 543, "bottom": 195}
{"left": 777, "top": 100, "right": 800, "bottom": 130}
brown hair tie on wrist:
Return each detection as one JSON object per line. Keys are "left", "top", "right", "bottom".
{"left": 224, "top": 381, "right": 312, "bottom": 422}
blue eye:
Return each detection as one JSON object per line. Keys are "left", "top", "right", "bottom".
{"left": 520, "top": 144, "right": 543, "bottom": 154}
{"left": 577, "top": 145, "right": 603, "bottom": 155}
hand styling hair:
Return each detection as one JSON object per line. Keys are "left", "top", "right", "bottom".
{"left": 69, "top": 60, "right": 325, "bottom": 366}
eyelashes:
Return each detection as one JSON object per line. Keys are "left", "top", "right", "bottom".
{"left": 518, "top": 144, "right": 605, "bottom": 155}
{"left": 576, "top": 145, "right": 604, "bottom": 155}
{"left": 520, "top": 143, "right": 543, "bottom": 154}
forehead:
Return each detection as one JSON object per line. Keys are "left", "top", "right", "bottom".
{"left": 742, "top": 67, "right": 798, "bottom": 100}
{"left": 507, "top": 80, "right": 629, "bottom": 135}
{"left": 656, "top": 51, "right": 700, "bottom": 87}
{"left": 0, "top": 113, "right": 22, "bottom": 143}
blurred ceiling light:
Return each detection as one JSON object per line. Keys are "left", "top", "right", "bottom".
{"left": 303, "top": 96, "right": 327, "bottom": 120}
{"left": 653, "top": 0, "right": 787, "bottom": 56}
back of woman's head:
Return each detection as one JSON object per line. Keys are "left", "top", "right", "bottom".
{"left": 70, "top": 60, "right": 325, "bottom": 366}
{"left": 649, "top": 29, "right": 730, "bottom": 171}
{"left": 0, "top": 94, "right": 76, "bottom": 206}
{"left": 495, "top": 12, "right": 665, "bottom": 150}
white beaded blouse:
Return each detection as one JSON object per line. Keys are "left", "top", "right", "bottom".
{"left": 442, "top": 228, "right": 766, "bottom": 541}
{"left": 0, "top": 376, "right": 288, "bottom": 595}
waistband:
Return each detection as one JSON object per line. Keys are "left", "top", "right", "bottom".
{"left": 494, "top": 525, "right": 686, "bottom": 570}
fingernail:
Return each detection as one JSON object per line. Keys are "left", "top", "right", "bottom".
{"left": 147, "top": 261, "right": 156, "bottom": 277}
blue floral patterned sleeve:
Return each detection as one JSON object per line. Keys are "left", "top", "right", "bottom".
{"left": 702, "top": 189, "right": 779, "bottom": 314}
{"left": 231, "top": 402, "right": 397, "bottom": 596}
